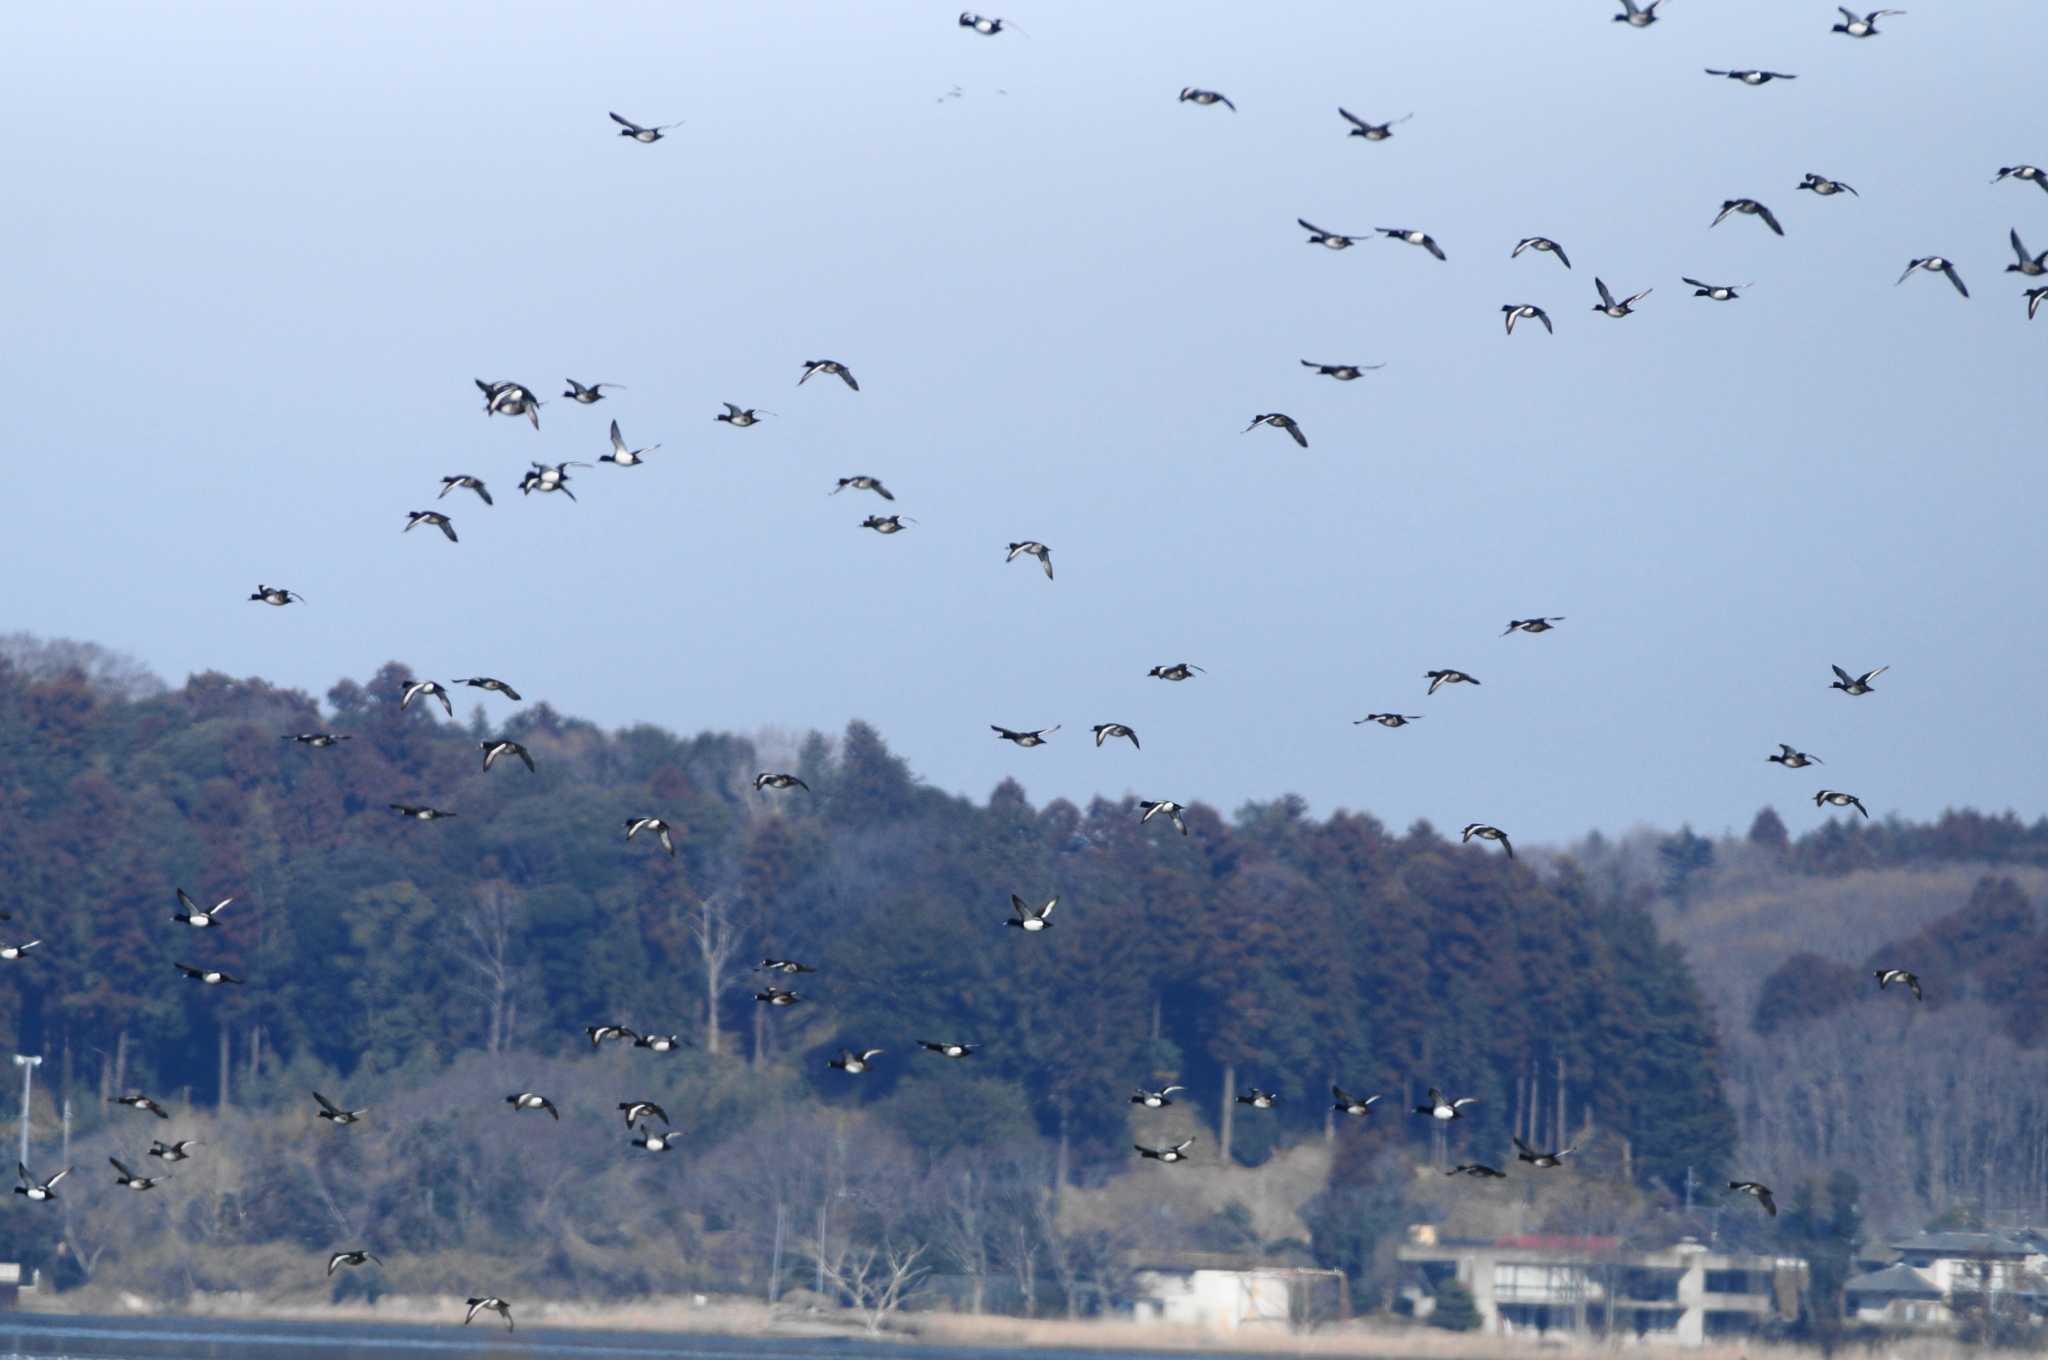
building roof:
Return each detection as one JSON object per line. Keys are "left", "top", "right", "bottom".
{"left": 1891, "top": 1232, "right": 2029, "bottom": 1257}
{"left": 1845, "top": 1263, "right": 1942, "bottom": 1298}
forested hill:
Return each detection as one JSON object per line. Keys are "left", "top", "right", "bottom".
{"left": 0, "top": 643, "right": 1733, "bottom": 1188}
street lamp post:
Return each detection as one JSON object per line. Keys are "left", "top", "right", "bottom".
{"left": 13, "top": 1054, "right": 42, "bottom": 1167}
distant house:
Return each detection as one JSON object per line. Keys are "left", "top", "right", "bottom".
{"left": 1396, "top": 1230, "right": 1803, "bottom": 1346}
{"left": 1125, "top": 1251, "right": 1349, "bottom": 1332}
{"left": 1843, "top": 1262, "right": 1946, "bottom": 1325}
{"left": 1845, "top": 1231, "right": 2048, "bottom": 1328}
{"left": 1890, "top": 1231, "right": 2035, "bottom": 1295}
{"left": 0, "top": 1263, "right": 19, "bottom": 1310}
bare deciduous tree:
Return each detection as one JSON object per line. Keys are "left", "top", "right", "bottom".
{"left": 804, "top": 1235, "right": 927, "bottom": 1334}
{"left": 454, "top": 882, "right": 523, "bottom": 1054}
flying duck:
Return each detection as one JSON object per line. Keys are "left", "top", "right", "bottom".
{"left": 919, "top": 1041, "right": 979, "bottom": 1059}
{"left": 476, "top": 379, "right": 541, "bottom": 429}
{"left": 563, "top": 379, "right": 622, "bottom": 403}
{"left": 505, "top": 1091, "right": 558, "bottom": 1119}
{"left": 1355, "top": 713, "right": 1423, "bottom": 728}
{"left": 715, "top": 403, "right": 768, "bottom": 426}
{"left": 173, "top": 889, "right": 232, "bottom": 928}
{"left": 632, "top": 1125, "right": 677, "bottom": 1152}
{"left": 464, "top": 1298, "right": 514, "bottom": 1331}
{"left": 16, "top": 1164, "right": 70, "bottom": 1201}
{"left": 0, "top": 940, "right": 40, "bottom": 962}
{"left": 2007, "top": 229, "right": 2047, "bottom": 276}
{"left": 1814, "top": 789, "right": 1870, "bottom": 818}
{"left": 1830, "top": 663, "right": 1889, "bottom": 695}
{"left": 519, "top": 461, "right": 584, "bottom": 500}
{"left": 1797, "top": 172, "right": 1858, "bottom": 197}
{"left": 1179, "top": 88, "right": 1235, "bottom": 111}
{"left": 1769, "top": 743, "right": 1822, "bottom": 768}
{"left": 758, "top": 958, "right": 816, "bottom": 975}
{"left": 148, "top": 1140, "right": 199, "bottom": 1161}
{"left": 1684, "top": 277, "right": 1750, "bottom": 300}
{"left": 1593, "top": 277, "right": 1651, "bottom": 316}
{"left": 1462, "top": 823, "right": 1514, "bottom": 858}
{"left": 1140, "top": 800, "right": 1189, "bottom": 835}
{"left": 439, "top": 475, "right": 493, "bottom": 505}
{"left": 799, "top": 360, "right": 859, "bottom": 391}
{"left": 1730, "top": 1181, "right": 1777, "bottom": 1215}
{"left": 110, "top": 1158, "right": 164, "bottom": 1191}
{"left": 862, "top": 514, "right": 915, "bottom": 534}
{"left": 1833, "top": 8, "right": 1904, "bottom": 37}
{"left": 625, "top": 817, "right": 676, "bottom": 857}
{"left": 610, "top": 112, "right": 680, "bottom": 143}
{"left": 992, "top": 724, "right": 1059, "bottom": 747}
{"left": 1006, "top": 541, "right": 1054, "bottom": 578}
{"left": 830, "top": 1047, "right": 884, "bottom": 1074}
{"left": 755, "top": 985, "right": 803, "bottom": 1006}
{"left": 1008, "top": 894, "right": 1057, "bottom": 931}
{"left": 833, "top": 476, "right": 895, "bottom": 500}
{"left": 1898, "top": 257, "right": 1968, "bottom": 297}
{"left": 400, "top": 680, "right": 453, "bottom": 717}
{"left": 584, "top": 1024, "right": 637, "bottom": 1048}
{"left": 1149, "top": 662, "right": 1205, "bottom": 681}
{"left": 249, "top": 585, "right": 305, "bottom": 607}
{"left": 454, "top": 677, "right": 521, "bottom": 701}
{"left": 1503, "top": 617, "right": 1563, "bottom": 634}
{"left": 1338, "top": 109, "right": 1411, "bottom": 141}
{"left": 1425, "top": 669, "right": 1479, "bottom": 694}
{"left": 1874, "top": 967, "right": 1923, "bottom": 1001}
{"left": 2028, "top": 287, "right": 2048, "bottom": 320}
{"left": 1301, "top": 359, "right": 1387, "bottom": 380}
{"left": 1512, "top": 237, "right": 1571, "bottom": 268}
{"left": 175, "top": 962, "right": 242, "bottom": 985}
{"left": 283, "top": 732, "right": 351, "bottom": 747}
{"left": 634, "top": 1032, "right": 682, "bottom": 1053}
{"left": 1415, "top": 1088, "right": 1478, "bottom": 1121}
{"left": 481, "top": 740, "right": 535, "bottom": 773}
{"left": 1136, "top": 1140, "right": 1194, "bottom": 1163}
{"left": 1613, "top": 0, "right": 1663, "bottom": 24}
{"left": 1994, "top": 165, "right": 2048, "bottom": 193}
{"left": 1235, "top": 1089, "right": 1279, "bottom": 1110}
{"left": 959, "top": 13, "right": 1014, "bottom": 35}
{"left": 389, "top": 804, "right": 456, "bottom": 821}
{"left": 1298, "top": 219, "right": 1362, "bottom": 250}
{"left": 1502, "top": 304, "right": 1553, "bottom": 336}
{"left": 1377, "top": 227, "right": 1447, "bottom": 260}
{"left": 1712, "top": 198, "right": 1784, "bottom": 236}
{"left": 619, "top": 1100, "right": 670, "bottom": 1127}
{"left": 328, "top": 1250, "right": 383, "bottom": 1276}
{"left": 111, "top": 1094, "right": 169, "bottom": 1119}
{"left": 313, "top": 1091, "right": 366, "bottom": 1125}
{"left": 1092, "top": 723, "right": 1140, "bottom": 749}
{"left": 1705, "top": 68, "right": 1797, "bottom": 84}
{"left": 1244, "top": 412, "right": 1308, "bottom": 447}
{"left": 1332, "top": 1086, "right": 1381, "bottom": 1116}
{"left": 1514, "top": 1136, "right": 1579, "bottom": 1168}
{"left": 601, "top": 420, "right": 657, "bottom": 466}
{"left": 1132, "top": 1086, "right": 1185, "bottom": 1108}
{"left": 404, "top": 510, "right": 457, "bottom": 542}
{"left": 1447, "top": 1164, "right": 1508, "bottom": 1178}
{"left": 753, "top": 772, "right": 811, "bottom": 792}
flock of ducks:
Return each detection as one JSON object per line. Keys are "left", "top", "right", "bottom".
{"left": 7, "top": 1, "right": 2035, "bottom": 1330}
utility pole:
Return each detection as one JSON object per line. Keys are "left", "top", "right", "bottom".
{"left": 13, "top": 1054, "right": 42, "bottom": 1167}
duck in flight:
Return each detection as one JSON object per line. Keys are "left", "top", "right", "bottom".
{"left": 1332, "top": 1087, "right": 1381, "bottom": 1117}
{"left": 1462, "top": 824, "right": 1514, "bottom": 858}
{"left": 173, "top": 889, "right": 232, "bottom": 929}
{"left": 148, "top": 1139, "right": 199, "bottom": 1161}
{"left": 1768, "top": 743, "right": 1822, "bottom": 769}
{"left": 715, "top": 403, "right": 768, "bottom": 426}
{"left": 1994, "top": 165, "right": 2048, "bottom": 194}
{"left": 1593, "top": 277, "right": 1651, "bottom": 316}
{"left": 1830, "top": 664, "right": 1889, "bottom": 695}
{"left": 465, "top": 1298, "right": 514, "bottom": 1331}
{"left": 1008, "top": 894, "right": 1057, "bottom": 931}
{"left": 1814, "top": 789, "right": 1870, "bottom": 818}
{"left": 562, "top": 379, "right": 622, "bottom": 404}
{"left": 992, "top": 724, "right": 1059, "bottom": 747}
{"left": 1302, "top": 359, "right": 1386, "bottom": 380}
{"left": 758, "top": 958, "right": 816, "bottom": 975}
{"left": 625, "top": 817, "right": 676, "bottom": 857}
{"left": 1712, "top": 198, "right": 1785, "bottom": 236}
{"left": 632, "top": 1125, "right": 677, "bottom": 1152}
{"left": 2029, "top": 287, "right": 2048, "bottom": 320}
{"left": 174, "top": 962, "right": 242, "bottom": 985}
{"left": 1448, "top": 1164, "right": 1508, "bottom": 1178}
{"left": 1245, "top": 413, "right": 1308, "bottom": 447}
{"left": 619, "top": 1101, "right": 670, "bottom": 1127}
{"left": 400, "top": 680, "right": 453, "bottom": 717}
{"left": 455, "top": 676, "right": 520, "bottom": 701}
{"left": 1613, "top": 0, "right": 1664, "bottom": 24}
{"left": 1338, "top": 108, "right": 1411, "bottom": 141}
{"left": 830, "top": 1048, "right": 884, "bottom": 1074}
{"left": 1426, "top": 669, "right": 1479, "bottom": 694}
{"left": 1136, "top": 1139, "right": 1195, "bottom": 1163}
{"left": 1298, "top": 220, "right": 1362, "bottom": 250}
{"left": 1706, "top": 68, "right": 1797, "bottom": 84}
{"left": 635, "top": 1032, "right": 682, "bottom": 1053}
{"left": 1140, "top": 800, "right": 1190, "bottom": 835}
{"left": 16, "top": 1164, "right": 71, "bottom": 1201}
{"left": 1092, "top": 723, "right": 1140, "bottom": 749}
{"left": 1797, "top": 172, "right": 1858, "bottom": 197}
{"left": 1415, "top": 1088, "right": 1477, "bottom": 1121}
{"left": 505, "top": 1091, "right": 558, "bottom": 1120}
{"left": 600, "top": 420, "right": 656, "bottom": 467}
{"left": 111, "top": 1094, "right": 169, "bottom": 1119}
{"left": 403, "top": 510, "right": 457, "bottom": 543}
{"left": 1501, "top": 305, "right": 1552, "bottom": 336}
{"left": 1684, "top": 278, "right": 1750, "bottom": 301}
{"left": 389, "top": 804, "right": 456, "bottom": 821}
{"left": 755, "top": 985, "right": 803, "bottom": 1006}
{"left": 0, "top": 940, "right": 40, "bottom": 962}
{"left": 481, "top": 740, "right": 535, "bottom": 773}
{"left": 833, "top": 476, "right": 895, "bottom": 500}
{"left": 1504, "top": 617, "right": 1563, "bottom": 634}
{"left": 1833, "top": 8, "right": 1905, "bottom": 37}
{"left": 1150, "top": 662, "right": 1204, "bottom": 681}
{"left": 2007, "top": 229, "right": 2047, "bottom": 276}
{"left": 920, "top": 1041, "right": 979, "bottom": 1059}
{"left": 1514, "top": 1136, "right": 1579, "bottom": 1168}
{"left": 799, "top": 360, "right": 859, "bottom": 391}
{"left": 439, "top": 475, "right": 493, "bottom": 505}
{"left": 1236, "top": 1089, "right": 1279, "bottom": 1110}
{"left": 1378, "top": 227, "right": 1447, "bottom": 261}
{"left": 585, "top": 1024, "right": 635, "bottom": 1048}
{"left": 1512, "top": 237, "right": 1571, "bottom": 268}
{"left": 862, "top": 515, "right": 914, "bottom": 534}
{"left": 1356, "top": 713, "right": 1423, "bottom": 728}
{"left": 283, "top": 732, "right": 350, "bottom": 747}
{"left": 753, "top": 772, "right": 811, "bottom": 792}
{"left": 328, "top": 1250, "right": 383, "bottom": 1276}
{"left": 111, "top": 1158, "right": 165, "bottom": 1191}
{"left": 476, "top": 380, "right": 541, "bottom": 429}
{"left": 249, "top": 585, "right": 305, "bottom": 607}
{"left": 1898, "top": 257, "right": 1968, "bottom": 297}
{"left": 1006, "top": 541, "right": 1054, "bottom": 579}
{"left": 610, "top": 112, "right": 681, "bottom": 143}
{"left": 1730, "top": 1181, "right": 1777, "bottom": 1216}
{"left": 959, "top": 13, "right": 1016, "bottom": 35}
{"left": 313, "top": 1091, "right": 366, "bottom": 1126}
{"left": 1179, "top": 88, "right": 1235, "bottom": 111}
{"left": 1874, "top": 967, "right": 1923, "bottom": 1000}
{"left": 519, "top": 461, "right": 584, "bottom": 501}
{"left": 1132, "top": 1086, "right": 1185, "bottom": 1108}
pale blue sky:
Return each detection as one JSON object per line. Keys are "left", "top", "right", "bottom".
{"left": 6, "top": 0, "right": 2042, "bottom": 842}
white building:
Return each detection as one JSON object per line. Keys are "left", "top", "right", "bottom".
{"left": 1126, "top": 1252, "right": 1349, "bottom": 1332}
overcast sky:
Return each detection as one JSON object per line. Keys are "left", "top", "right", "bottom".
{"left": 6, "top": 0, "right": 2042, "bottom": 844}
